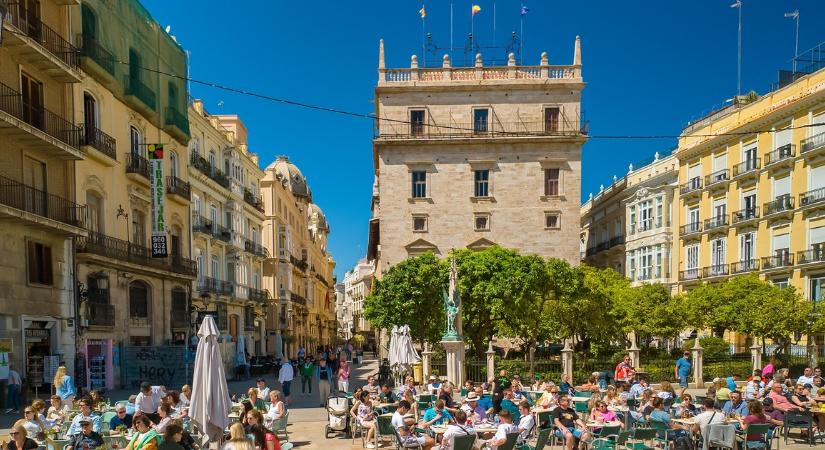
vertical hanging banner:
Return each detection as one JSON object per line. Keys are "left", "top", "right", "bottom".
{"left": 148, "top": 144, "right": 168, "bottom": 258}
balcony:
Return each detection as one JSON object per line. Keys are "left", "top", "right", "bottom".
{"left": 78, "top": 34, "right": 115, "bottom": 84}
{"left": 0, "top": 174, "right": 85, "bottom": 232}
{"left": 75, "top": 231, "right": 197, "bottom": 277}
{"left": 213, "top": 223, "right": 232, "bottom": 243}
{"left": 170, "top": 312, "right": 189, "bottom": 329}
{"left": 800, "top": 131, "right": 825, "bottom": 158}
{"left": 220, "top": 280, "right": 234, "bottom": 296}
{"left": 376, "top": 117, "right": 586, "bottom": 140}
{"left": 249, "top": 288, "right": 270, "bottom": 304}
{"left": 680, "top": 222, "right": 702, "bottom": 238}
{"left": 2, "top": 2, "right": 80, "bottom": 82}
{"left": 679, "top": 177, "right": 703, "bottom": 198}
{"left": 763, "top": 195, "right": 794, "bottom": 220}
{"left": 125, "top": 153, "right": 150, "bottom": 182}
{"left": 123, "top": 76, "right": 156, "bottom": 115}
{"left": 731, "top": 207, "right": 759, "bottom": 227}
{"left": 86, "top": 303, "right": 115, "bottom": 327}
{"left": 81, "top": 124, "right": 116, "bottom": 162}
{"left": 244, "top": 239, "right": 269, "bottom": 258}
{"left": 0, "top": 81, "right": 82, "bottom": 157}
{"left": 702, "top": 265, "right": 729, "bottom": 278}
{"left": 290, "top": 254, "right": 308, "bottom": 272}
{"left": 764, "top": 144, "right": 795, "bottom": 170}
{"left": 704, "top": 169, "right": 730, "bottom": 191}
{"left": 166, "top": 176, "right": 191, "bottom": 202}
{"left": 192, "top": 214, "right": 213, "bottom": 235}
{"left": 762, "top": 251, "right": 794, "bottom": 271}
{"left": 732, "top": 158, "right": 761, "bottom": 181}
{"left": 596, "top": 241, "right": 609, "bottom": 252}
{"left": 243, "top": 188, "right": 265, "bottom": 213}
{"left": 290, "top": 292, "right": 307, "bottom": 306}
{"left": 609, "top": 235, "right": 625, "bottom": 248}
{"left": 197, "top": 276, "right": 221, "bottom": 295}
{"left": 679, "top": 268, "right": 702, "bottom": 282}
{"left": 797, "top": 247, "right": 825, "bottom": 266}
{"left": 703, "top": 215, "right": 729, "bottom": 233}
{"left": 189, "top": 154, "right": 230, "bottom": 189}
{"left": 731, "top": 259, "right": 759, "bottom": 274}
{"left": 799, "top": 187, "right": 825, "bottom": 211}
{"left": 163, "top": 106, "right": 189, "bottom": 143}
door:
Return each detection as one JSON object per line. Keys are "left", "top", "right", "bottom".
{"left": 83, "top": 93, "right": 97, "bottom": 143}
{"left": 713, "top": 198, "right": 726, "bottom": 222}
{"left": 712, "top": 238, "right": 726, "bottom": 273}
{"left": 686, "top": 245, "right": 699, "bottom": 277}
{"left": 544, "top": 107, "right": 560, "bottom": 133}
{"left": 744, "top": 147, "right": 758, "bottom": 171}
{"left": 743, "top": 191, "right": 757, "bottom": 218}
{"left": 170, "top": 233, "right": 180, "bottom": 257}
{"left": 23, "top": 156, "right": 46, "bottom": 215}
{"left": 687, "top": 164, "right": 701, "bottom": 188}
{"left": 740, "top": 232, "right": 756, "bottom": 263}
{"left": 22, "top": 0, "right": 42, "bottom": 40}
{"left": 20, "top": 73, "right": 43, "bottom": 129}
{"left": 773, "top": 234, "right": 790, "bottom": 264}
{"left": 688, "top": 207, "right": 700, "bottom": 229}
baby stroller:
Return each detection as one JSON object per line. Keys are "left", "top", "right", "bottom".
{"left": 325, "top": 393, "right": 352, "bottom": 438}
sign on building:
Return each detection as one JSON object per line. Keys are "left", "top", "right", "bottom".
{"left": 148, "top": 144, "right": 167, "bottom": 258}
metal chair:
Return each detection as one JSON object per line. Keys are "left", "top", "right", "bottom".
{"left": 393, "top": 427, "right": 423, "bottom": 450}
{"left": 527, "top": 427, "right": 552, "bottom": 450}
{"left": 452, "top": 434, "right": 476, "bottom": 450}
{"left": 375, "top": 414, "right": 396, "bottom": 448}
{"left": 648, "top": 420, "right": 677, "bottom": 450}
{"left": 272, "top": 410, "right": 289, "bottom": 442}
{"left": 497, "top": 432, "right": 520, "bottom": 450}
{"left": 741, "top": 423, "right": 771, "bottom": 450}
{"left": 623, "top": 428, "right": 657, "bottom": 450}
{"left": 782, "top": 411, "right": 814, "bottom": 446}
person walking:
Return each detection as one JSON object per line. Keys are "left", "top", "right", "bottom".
{"left": 675, "top": 351, "right": 692, "bottom": 389}
{"left": 299, "top": 357, "right": 314, "bottom": 397}
{"left": 316, "top": 357, "right": 333, "bottom": 407}
{"left": 337, "top": 358, "right": 351, "bottom": 394}
{"left": 5, "top": 365, "right": 22, "bottom": 413}
{"left": 277, "top": 359, "right": 294, "bottom": 405}
{"left": 53, "top": 366, "right": 76, "bottom": 408}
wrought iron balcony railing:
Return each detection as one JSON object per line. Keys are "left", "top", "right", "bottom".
{"left": 801, "top": 131, "right": 825, "bottom": 154}
{"left": 125, "top": 153, "right": 150, "bottom": 180}
{"left": 78, "top": 34, "right": 115, "bottom": 75}
{"left": 243, "top": 188, "right": 265, "bottom": 213}
{"left": 76, "top": 231, "right": 196, "bottom": 276}
{"left": 704, "top": 169, "right": 729, "bottom": 187}
{"left": 797, "top": 247, "right": 825, "bottom": 265}
{"left": 702, "top": 265, "right": 729, "bottom": 278}
{"left": 680, "top": 222, "right": 702, "bottom": 235}
{"left": 0, "top": 174, "right": 85, "bottom": 227}
{"left": 680, "top": 177, "right": 702, "bottom": 195}
{"left": 731, "top": 207, "right": 759, "bottom": 224}
{"left": 164, "top": 106, "right": 189, "bottom": 135}
{"left": 730, "top": 259, "right": 759, "bottom": 274}
{"left": 81, "top": 124, "right": 116, "bottom": 159}
{"left": 124, "top": 76, "right": 156, "bottom": 111}
{"left": 679, "top": 268, "right": 701, "bottom": 281}
{"left": 762, "top": 251, "right": 794, "bottom": 270}
{"left": 244, "top": 238, "right": 269, "bottom": 258}
{"left": 86, "top": 303, "right": 115, "bottom": 327}
{"left": 763, "top": 195, "right": 794, "bottom": 216}
{"left": 704, "top": 215, "right": 729, "bottom": 231}
{"left": 189, "top": 154, "right": 230, "bottom": 188}
{"left": 764, "top": 144, "right": 795, "bottom": 166}
{"left": 732, "top": 158, "right": 761, "bottom": 177}
{"left": 166, "top": 176, "right": 191, "bottom": 200}
{"left": 800, "top": 187, "right": 825, "bottom": 208}
{"left": 0, "top": 81, "right": 81, "bottom": 149}
{"left": 5, "top": 2, "right": 79, "bottom": 69}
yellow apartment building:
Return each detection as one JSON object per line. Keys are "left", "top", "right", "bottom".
{"left": 70, "top": 0, "right": 196, "bottom": 389}
{"left": 188, "top": 100, "right": 269, "bottom": 363}
{"left": 0, "top": 0, "right": 85, "bottom": 385}
{"left": 261, "top": 157, "right": 336, "bottom": 358}
{"left": 581, "top": 176, "right": 627, "bottom": 273}
{"left": 675, "top": 63, "right": 825, "bottom": 349}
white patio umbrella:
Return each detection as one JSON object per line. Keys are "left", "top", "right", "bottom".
{"left": 190, "top": 315, "right": 232, "bottom": 445}
{"left": 388, "top": 325, "right": 419, "bottom": 382}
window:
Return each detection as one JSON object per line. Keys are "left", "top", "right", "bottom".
{"left": 412, "top": 215, "right": 428, "bottom": 232}
{"left": 713, "top": 198, "right": 727, "bottom": 221}
{"left": 20, "top": 72, "right": 43, "bottom": 129}
{"left": 129, "top": 281, "right": 149, "bottom": 319}
{"left": 686, "top": 245, "right": 699, "bottom": 270}
{"left": 687, "top": 207, "right": 700, "bottom": 230}
{"left": 639, "top": 246, "right": 653, "bottom": 280}
{"left": 655, "top": 197, "right": 663, "bottom": 228}
{"left": 544, "top": 107, "right": 560, "bottom": 133}
{"left": 190, "top": 137, "right": 200, "bottom": 157}
{"left": 711, "top": 238, "right": 726, "bottom": 271}
{"left": 410, "top": 110, "right": 425, "bottom": 135}
{"left": 742, "top": 190, "right": 757, "bottom": 217}
{"left": 474, "top": 169, "right": 490, "bottom": 197}
{"left": 628, "top": 251, "right": 636, "bottom": 281}
{"left": 639, "top": 200, "right": 653, "bottom": 231}
{"left": 87, "top": 274, "right": 109, "bottom": 304}
{"left": 211, "top": 256, "right": 220, "bottom": 279}
{"left": 208, "top": 150, "right": 216, "bottom": 169}
{"left": 131, "top": 210, "right": 145, "bottom": 246}
{"left": 473, "top": 108, "right": 489, "bottom": 133}
{"left": 545, "top": 213, "right": 560, "bottom": 229}
{"left": 86, "top": 191, "right": 103, "bottom": 234}
{"left": 171, "top": 289, "right": 187, "bottom": 313}
{"left": 130, "top": 126, "right": 142, "bottom": 156}
{"left": 169, "top": 151, "right": 179, "bottom": 178}
{"left": 474, "top": 214, "right": 490, "bottom": 231}
{"left": 128, "top": 48, "right": 141, "bottom": 83}
{"left": 743, "top": 146, "right": 758, "bottom": 169}
{"left": 544, "top": 169, "right": 560, "bottom": 196}
{"left": 629, "top": 205, "right": 636, "bottom": 234}
{"left": 740, "top": 232, "right": 756, "bottom": 262}
{"left": 773, "top": 278, "right": 789, "bottom": 289}
{"left": 27, "top": 240, "right": 53, "bottom": 285}
{"left": 655, "top": 245, "right": 663, "bottom": 278}
{"left": 83, "top": 92, "right": 98, "bottom": 141}
{"left": 411, "top": 171, "right": 427, "bottom": 198}
{"left": 810, "top": 276, "right": 825, "bottom": 304}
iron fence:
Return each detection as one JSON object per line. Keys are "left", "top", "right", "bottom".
{"left": 0, "top": 174, "right": 85, "bottom": 227}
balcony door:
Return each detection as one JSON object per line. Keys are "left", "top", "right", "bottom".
{"left": 20, "top": 73, "right": 43, "bottom": 129}
{"left": 21, "top": 0, "right": 42, "bottom": 41}
{"left": 83, "top": 92, "right": 98, "bottom": 143}
{"left": 740, "top": 232, "right": 756, "bottom": 262}
{"left": 711, "top": 238, "right": 726, "bottom": 272}
{"left": 22, "top": 156, "right": 46, "bottom": 216}
{"left": 686, "top": 244, "right": 699, "bottom": 274}
{"left": 544, "top": 107, "right": 560, "bottom": 133}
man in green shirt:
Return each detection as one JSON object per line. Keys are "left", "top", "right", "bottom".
{"left": 299, "top": 357, "right": 315, "bottom": 397}
{"left": 379, "top": 384, "right": 398, "bottom": 404}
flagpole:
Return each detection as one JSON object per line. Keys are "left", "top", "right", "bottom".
{"left": 422, "top": 2, "right": 426, "bottom": 67}
{"left": 737, "top": 1, "right": 742, "bottom": 96}
{"left": 450, "top": 2, "right": 454, "bottom": 58}
{"left": 520, "top": 2, "right": 524, "bottom": 64}
{"left": 794, "top": 12, "right": 799, "bottom": 74}
{"left": 493, "top": 1, "right": 496, "bottom": 46}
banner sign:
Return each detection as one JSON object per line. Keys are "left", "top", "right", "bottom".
{"left": 148, "top": 144, "right": 167, "bottom": 258}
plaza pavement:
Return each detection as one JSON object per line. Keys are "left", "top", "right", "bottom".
{"left": 1, "top": 358, "right": 819, "bottom": 449}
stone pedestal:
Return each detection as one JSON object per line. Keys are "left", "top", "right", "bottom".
{"left": 627, "top": 336, "right": 640, "bottom": 370}
{"left": 422, "top": 342, "right": 433, "bottom": 380}
{"left": 486, "top": 341, "right": 496, "bottom": 382}
{"left": 691, "top": 341, "right": 704, "bottom": 389}
{"left": 561, "top": 340, "right": 574, "bottom": 381}
{"left": 442, "top": 340, "right": 465, "bottom": 386}
{"left": 750, "top": 344, "right": 762, "bottom": 372}
{"left": 809, "top": 342, "right": 819, "bottom": 368}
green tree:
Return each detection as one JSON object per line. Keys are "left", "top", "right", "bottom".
{"left": 733, "top": 275, "right": 812, "bottom": 350}
{"left": 364, "top": 252, "right": 446, "bottom": 345}
{"left": 616, "top": 283, "right": 686, "bottom": 348}
{"left": 683, "top": 281, "right": 743, "bottom": 336}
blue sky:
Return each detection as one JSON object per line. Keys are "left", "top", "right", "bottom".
{"left": 142, "top": 0, "right": 825, "bottom": 279}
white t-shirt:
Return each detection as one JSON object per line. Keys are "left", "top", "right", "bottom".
{"left": 427, "top": 382, "right": 441, "bottom": 393}
{"left": 257, "top": 386, "right": 270, "bottom": 399}
{"left": 694, "top": 409, "right": 725, "bottom": 435}
{"left": 441, "top": 423, "right": 476, "bottom": 450}
{"left": 796, "top": 375, "right": 814, "bottom": 387}
{"left": 490, "top": 423, "right": 517, "bottom": 450}
{"left": 518, "top": 414, "right": 536, "bottom": 442}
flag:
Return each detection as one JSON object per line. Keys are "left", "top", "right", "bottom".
{"left": 520, "top": 5, "right": 529, "bottom": 16}
{"left": 471, "top": 4, "right": 481, "bottom": 16}
{"left": 419, "top": 5, "right": 426, "bottom": 19}
{"left": 730, "top": 0, "right": 741, "bottom": 8}
{"left": 784, "top": 10, "right": 798, "bottom": 19}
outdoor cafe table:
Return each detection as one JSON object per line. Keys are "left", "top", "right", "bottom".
{"left": 571, "top": 396, "right": 592, "bottom": 403}
{"left": 585, "top": 420, "right": 622, "bottom": 429}
{"left": 430, "top": 424, "right": 498, "bottom": 437}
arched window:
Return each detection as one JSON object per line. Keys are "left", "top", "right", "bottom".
{"left": 129, "top": 281, "right": 149, "bottom": 319}
{"left": 170, "top": 224, "right": 182, "bottom": 257}
{"left": 83, "top": 92, "right": 98, "bottom": 140}
{"left": 190, "top": 137, "right": 200, "bottom": 157}
{"left": 128, "top": 48, "right": 141, "bottom": 83}
{"left": 130, "top": 126, "right": 142, "bottom": 156}
{"left": 131, "top": 209, "right": 146, "bottom": 246}
{"left": 86, "top": 190, "right": 103, "bottom": 234}
{"left": 169, "top": 150, "right": 179, "bottom": 177}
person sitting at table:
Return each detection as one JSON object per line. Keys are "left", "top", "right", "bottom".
{"left": 797, "top": 367, "right": 815, "bottom": 387}
{"left": 616, "top": 383, "right": 630, "bottom": 405}
{"left": 552, "top": 396, "right": 589, "bottom": 450}
{"left": 46, "top": 395, "right": 68, "bottom": 426}
{"left": 602, "top": 385, "right": 620, "bottom": 407}
{"left": 691, "top": 398, "right": 725, "bottom": 438}
{"left": 590, "top": 401, "right": 621, "bottom": 428}
{"left": 713, "top": 378, "right": 731, "bottom": 408}
{"left": 350, "top": 391, "right": 377, "bottom": 449}
{"left": 657, "top": 380, "right": 676, "bottom": 401}
{"left": 247, "top": 388, "right": 267, "bottom": 412}
{"left": 629, "top": 389, "right": 654, "bottom": 425}
{"left": 537, "top": 384, "right": 559, "bottom": 409}
{"left": 402, "top": 390, "right": 418, "bottom": 419}
{"left": 68, "top": 419, "right": 104, "bottom": 450}
{"left": 110, "top": 403, "right": 134, "bottom": 434}
{"left": 483, "top": 409, "right": 517, "bottom": 450}
{"left": 760, "top": 397, "right": 784, "bottom": 424}
{"left": 158, "top": 423, "right": 185, "bottom": 450}
{"left": 378, "top": 384, "right": 398, "bottom": 404}
{"left": 179, "top": 386, "right": 191, "bottom": 409}
{"left": 628, "top": 377, "right": 649, "bottom": 399}
{"left": 265, "top": 391, "right": 285, "bottom": 428}
{"left": 498, "top": 389, "right": 521, "bottom": 422}
{"left": 577, "top": 375, "right": 600, "bottom": 394}
{"left": 20, "top": 406, "right": 45, "bottom": 442}
{"left": 559, "top": 374, "right": 574, "bottom": 396}
{"left": 5, "top": 424, "right": 38, "bottom": 450}
{"left": 516, "top": 402, "right": 535, "bottom": 444}
{"left": 362, "top": 375, "right": 380, "bottom": 396}
{"left": 153, "top": 404, "right": 173, "bottom": 434}
{"left": 531, "top": 375, "right": 546, "bottom": 392}
{"left": 244, "top": 409, "right": 265, "bottom": 436}
{"left": 460, "top": 391, "right": 487, "bottom": 423}
{"left": 745, "top": 374, "right": 765, "bottom": 401}
{"left": 439, "top": 383, "right": 460, "bottom": 415}
{"left": 426, "top": 375, "right": 442, "bottom": 396}
{"left": 648, "top": 397, "right": 687, "bottom": 436}
{"left": 399, "top": 376, "right": 417, "bottom": 397}
{"left": 421, "top": 400, "right": 453, "bottom": 428}
{"left": 126, "top": 415, "right": 161, "bottom": 450}
{"left": 767, "top": 382, "right": 801, "bottom": 413}
{"left": 738, "top": 400, "right": 776, "bottom": 446}
{"left": 393, "top": 400, "right": 435, "bottom": 450}
{"left": 221, "top": 423, "right": 254, "bottom": 450}
{"left": 790, "top": 383, "right": 815, "bottom": 409}
{"left": 238, "top": 401, "right": 254, "bottom": 427}
{"left": 441, "top": 409, "right": 476, "bottom": 450}
{"left": 67, "top": 398, "right": 102, "bottom": 436}
{"left": 674, "top": 392, "right": 696, "bottom": 418}
{"left": 722, "top": 390, "right": 749, "bottom": 417}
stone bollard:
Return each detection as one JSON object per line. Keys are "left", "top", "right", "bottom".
{"left": 627, "top": 338, "right": 640, "bottom": 370}
{"left": 750, "top": 344, "right": 762, "bottom": 373}
{"left": 486, "top": 341, "right": 496, "bottom": 382}
{"left": 561, "top": 340, "right": 574, "bottom": 382}
{"left": 809, "top": 341, "right": 819, "bottom": 369}
{"left": 422, "top": 342, "right": 432, "bottom": 380}
{"left": 691, "top": 340, "right": 704, "bottom": 389}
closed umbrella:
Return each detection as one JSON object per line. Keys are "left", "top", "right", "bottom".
{"left": 399, "top": 325, "right": 420, "bottom": 365}
{"left": 190, "top": 315, "right": 232, "bottom": 445}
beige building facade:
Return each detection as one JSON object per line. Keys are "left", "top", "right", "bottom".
{"left": 187, "top": 100, "right": 269, "bottom": 360}
{"left": 261, "top": 157, "right": 336, "bottom": 358}
{"left": 581, "top": 178, "right": 626, "bottom": 272}
{"left": 369, "top": 39, "right": 586, "bottom": 275}
{"left": 343, "top": 258, "right": 375, "bottom": 346}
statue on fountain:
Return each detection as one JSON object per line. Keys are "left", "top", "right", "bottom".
{"left": 442, "top": 256, "right": 461, "bottom": 341}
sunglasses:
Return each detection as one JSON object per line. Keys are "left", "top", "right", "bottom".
{"left": 9, "top": 432, "right": 19, "bottom": 436}
{"left": 25, "top": 411, "right": 34, "bottom": 414}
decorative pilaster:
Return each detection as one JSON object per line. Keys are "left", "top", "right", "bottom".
{"left": 486, "top": 341, "right": 496, "bottom": 382}
{"left": 627, "top": 335, "right": 640, "bottom": 370}
{"left": 561, "top": 340, "right": 574, "bottom": 381}
{"left": 421, "top": 342, "right": 432, "bottom": 380}
{"left": 750, "top": 344, "right": 762, "bottom": 372}
{"left": 691, "top": 339, "right": 704, "bottom": 389}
